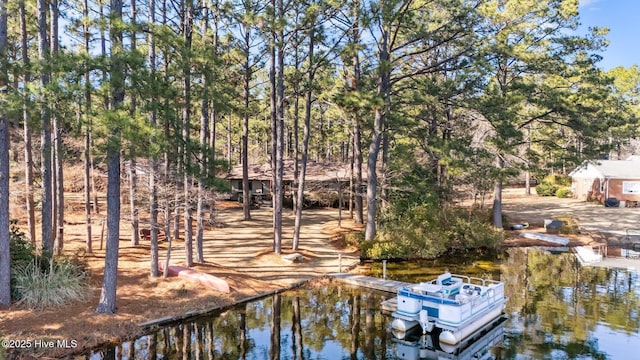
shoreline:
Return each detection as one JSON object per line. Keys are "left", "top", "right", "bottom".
{"left": 1, "top": 205, "right": 363, "bottom": 359}
{"left": 2, "top": 193, "right": 614, "bottom": 358}
{"left": 2, "top": 263, "right": 363, "bottom": 359}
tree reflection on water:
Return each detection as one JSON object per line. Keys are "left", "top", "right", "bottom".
{"left": 89, "top": 248, "right": 639, "bottom": 359}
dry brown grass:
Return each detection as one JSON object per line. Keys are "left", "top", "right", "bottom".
{"left": 3, "top": 161, "right": 360, "bottom": 358}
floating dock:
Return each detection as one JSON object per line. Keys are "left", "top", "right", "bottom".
{"left": 329, "top": 273, "right": 409, "bottom": 293}
{"left": 329, "top": 273, "right": 408, "bottom": 313}
{"left": 329, "top": 273, "right": 410, "bottom": 293}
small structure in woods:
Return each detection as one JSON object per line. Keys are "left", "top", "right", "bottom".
{"left": 569, "top": 156, "right": 640, "bottom": 206}
{"left": 226, "top": 160, "right": 363, "bottom": 206}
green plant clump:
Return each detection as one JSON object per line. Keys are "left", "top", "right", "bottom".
{"left": 536, "top": 174, "right": 572, "bottom": 197}
{"left": 9, "top": 220, "right": 90, "bottom": 309}
{"left": 10, "top": 223, "right": 52, "bottom": 272}
{"left": 535, "top": 182, "right": 557, "bottom": 196}
{"left": 555, "top": 187, "right": 572, "bottom": 198}
{"left": 13, "top": 260, "right": 90, "bottom": 310}
{"left": 362, "top": 205, "right": 504, "bottom": 260}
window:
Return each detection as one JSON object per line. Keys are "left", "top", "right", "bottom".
{"left": 622, "top": 181, "right": 640, "bottom": 194}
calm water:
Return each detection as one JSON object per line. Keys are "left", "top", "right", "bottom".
{"left": 87, "top": 248, "right": 640, "bottom": 359}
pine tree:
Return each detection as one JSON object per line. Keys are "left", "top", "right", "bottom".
{"left": 38, "top": 0, "right": 53, "bottom": 252}
{"left": 0, "top": 0, "right": 11, "bottom": 308}
{"left": 20, "top": 0, "right": 36, "bottom": 245}
{"left": 96, "top": 0, "right": 125, "bottom": 314}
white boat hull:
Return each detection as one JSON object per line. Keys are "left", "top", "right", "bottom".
{"left": 391, "top": 318, "right": 419, "bottom": 333}
{"left": 438, "top": 305, "right": 504, "bottom": 345}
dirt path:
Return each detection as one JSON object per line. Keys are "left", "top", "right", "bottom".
{"left": 0, "top": 203, "right": 361, "bottom": 358}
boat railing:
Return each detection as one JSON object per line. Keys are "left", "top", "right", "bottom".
{"left": 450, "top": 274, "right": 502, "bottom": 288}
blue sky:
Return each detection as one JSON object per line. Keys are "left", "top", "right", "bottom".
{"left": 578, "top": 0, "right": 640, "bottom": 70}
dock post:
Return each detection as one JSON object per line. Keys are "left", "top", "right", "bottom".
{"left": 339, "top": 254, "right": 342, "bottom": 273}
{"left": 383, "top": 260, "right": 387, "bottom": 279}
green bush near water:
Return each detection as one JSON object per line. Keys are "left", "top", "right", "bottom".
{"left": 362, "top": 204, "right": 504, "bottom": 260}
{"left": 9, "top": 220, "right": 90, "bottom": 309}
{"left": 13, "top": 259, "right": 90, "bottom": 310}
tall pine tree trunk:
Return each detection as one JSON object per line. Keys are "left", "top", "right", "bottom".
{"left": 51, "top": 0, "right": 65, "bottom": 256}
{"left": 83, "top": 129, "right": 92, "bottom": 253}
{"left": 129, "top": 0, "right": 139, "bottom": 246}
{"left": 207, "top": 1, "right": 219, "bottom": 179}
{"left": 492, "top": 155, "right": 504, "bottom": 228}
{"left": 20, "top": 0, "right": 36, "bottom": 244}
{"left": 196, "top": 107, "right": 207, "bottom": 263}
{"left": 269, "top": 0, "right": 278, "bottom": 252}
{"left": 50, "top": 0, "right": 58, "bottom": 254}
{"left": 350, "top": 0, "right": 363, "bottom": 224}
{"left": 0, "top": 0, "right": 11, "bottom": 307}
{"left": 82, "top": 0, "right": 93, "bottom": 253}
{"left": 96, "top": 0, "right": 110, "bottom": 217}
{"left": 182, "top": 0, "right": 194, "bottom": 267}
{"left": 225, "top": 114, "right": 231, "bottom": 165}
{"left": 273, "top": 0, "right": 285, "bottom": 254}
{"left": 96, "top": 0, "right": 124, "bottom": 314}
{"left": 129, "top": 159, "right": 139, "bottom": 246}
{"left": 293, "top": 26, "right": 315, "bottom": 250}
{"left": 195, "top": 0, "right": 209, "bottom": 264}
{"left": 148, "top": 0, "right": 159, "bottom": 276}
{"left": 364, "top": 15, "right": 390, "bottom": 242}
{"left": 241, "top": 18, "right": 251, "bottom": 221}
{"left": 38, "top": 0, "right": 53, "bottom": 252}
{"left": 54, "top": 135, "right": 64, "bottom": 253}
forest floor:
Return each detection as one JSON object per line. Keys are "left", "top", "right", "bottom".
{"left": 0, "top": 187, "right": 629, "bottom": 359}
{"left": 1, "top": 199, "right": 363, "bottom": 359}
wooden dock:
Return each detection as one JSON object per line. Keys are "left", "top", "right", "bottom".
{"left": 329, "top": 273, "right": 410, "bottom": 293}
{"left": 330, "top": 273, "right": 408, "bottom": 313}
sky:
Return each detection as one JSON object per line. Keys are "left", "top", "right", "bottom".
{"left": 578, "top": 0, "right": 640, "bottom": 70}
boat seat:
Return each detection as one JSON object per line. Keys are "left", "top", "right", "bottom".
{"left": 462, "top": 284, "right": 481, "bottom": 295}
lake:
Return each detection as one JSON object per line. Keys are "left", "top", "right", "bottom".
{"left": 87, "top": 248, "right": 640, "bottom": 359}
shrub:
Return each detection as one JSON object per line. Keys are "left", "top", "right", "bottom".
{"left": 10, "top": 222, "right": 52, "bottom": 272}
{"left": 555, "top": 187, "right": 572, "bottom": 198}
{"left": 536, "top": 174, "right": 572, "bottom": 197}
{"left": 535, "top": 182, "right": 557, "bottom": 196}
{"left": 362, "top": 205, "right": 504, "bottom": 260}
{"left": 13, "top": 258, "right": 90, "bottom": 310}
{"left": 9, "top": 220, "right": 90, "bottom": 309}
{"left": 553, "top": 175, "right": 572, "bottom": 187}
{"left": 343, "top": 232, "right": 364, "bottom": 247}
{"left": 9, "top": 221, "right": 54, "bottom": 300}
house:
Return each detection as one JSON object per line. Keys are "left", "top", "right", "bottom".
{"left": 226, "top": 160, "right": 362, "bottom": 205}
{"left": 569, "top": 156, "right": 640, "bottom": 206}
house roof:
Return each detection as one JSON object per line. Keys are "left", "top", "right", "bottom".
{"left": 570, "top": 156, "right": 640, "bottom": 179}
{"left": 227, "top": 160, "right": 362, "bottom": 182}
